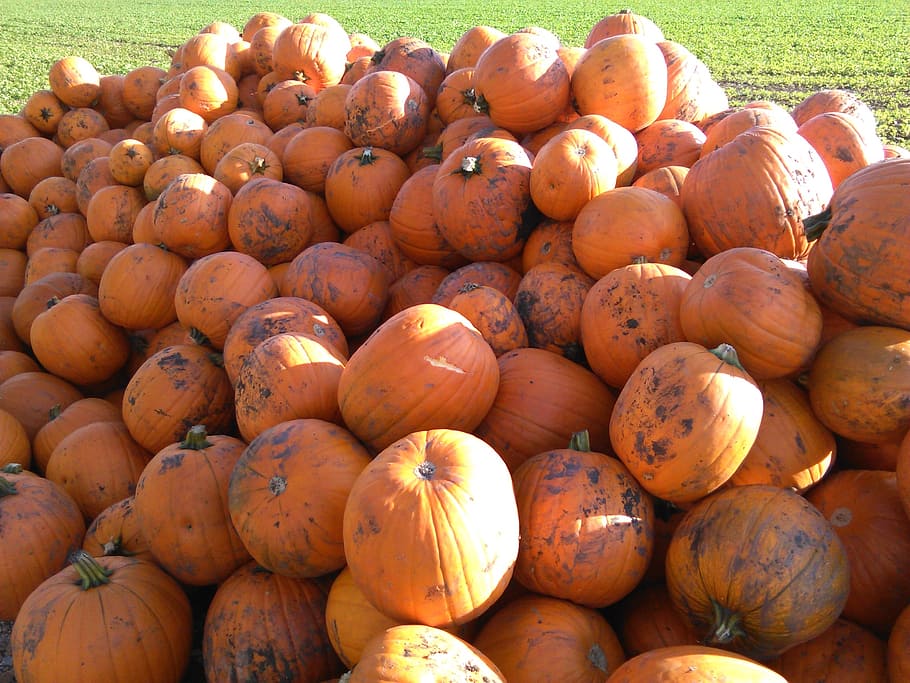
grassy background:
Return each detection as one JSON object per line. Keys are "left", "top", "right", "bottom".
{"left": 1, "top": 0, "right": 907, "bottom": 145}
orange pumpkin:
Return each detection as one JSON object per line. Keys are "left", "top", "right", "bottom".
{"left": 343, "top": 69, "right": 430, "bottom": 155}
{"left": 797, "top": 111, "right": 884, "bottom": 188}
{"left": 342, "top": 428, "right": 519, "bottom": 626}
{"left": 614, "top": 583, "right": 699, "bottom": 657}
{"left": 152, "top": 171, "right": 232, "bottom": 258}
{"left": 666, "top": 485, "right": 850, "bottom": 660}
{"left": 607, "top": 645, "right": 787, "bottom": 682}
{"left": 609, "top": 342, "right": 763, "bottom": 504}
{"left": 81, "top": 495, "right": 153, "bottom": 562}
{"left": 512, "top": 432, "right": 654, "bottom": 607}
{"left": 448, "top": 283, "right": 528, "bottom": 357}
{"left": 229, "top": 418, "right": 372, "bottom": 577}
{"left": 585, "top": 9, "right": 665, "bottom": 46}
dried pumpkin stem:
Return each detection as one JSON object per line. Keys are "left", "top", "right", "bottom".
{"left": 69, "top": 550, "right": 113, "bottom": 590}
{"left": 569, "top": 429, "right": 591, "bottom": 451}
{"left": 415, "top": 460, "right": 437, "bottom": 480}
{"left": 180, "top": 424, "right": 212, "bottom": 450}
{"left": 803, "top": 206, "right": 832, "bottom": 242}
{"left": 1, "top": 463, "right": 24, "bottom": 475}
{"left": 709, "top": 343, "right": 745, "bottom": 371}
{"left": 0, "top": 476, "right": 18, "bottom": 498}
{"left": 706, "top": 600, "right": 746, "bottom": 645}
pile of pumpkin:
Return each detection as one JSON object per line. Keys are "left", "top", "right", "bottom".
{"left": 1, "top": 6, "right": 910, "bottom": 682}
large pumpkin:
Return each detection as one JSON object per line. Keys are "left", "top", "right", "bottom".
{"left": 512, "top": 432, "right": 654, "bottom": 608}
{"left": 337, "top": 303, "right": 499, "bottom": 452}
{"left": 609, "top": 342, "right": 764, "bottom": 504}
{"left": 342, "top": 428, "right": 519, "bottom": 627}
{"left": 229, "top": 418, "right": 372, "bottom": 578}
{"left": 665, "top": 485, "right": 850, "bottom": 661}
{"left": 11, "top": 551, "right": 192, "bottom": 683}
{"left": 805, "top": 157, "right": 910, "bottom": 329}
{"left": 606, "top": 645, "right": 787, "bottom": 682}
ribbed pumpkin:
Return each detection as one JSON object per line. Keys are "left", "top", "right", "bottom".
{"left": 152, "top": 172, "right": 233, "bottom": 258}
{"left": 655, "top": 40, "right": 729, "bottom": 123}
{"left": 698, "top": 104, "right": 798, "bottom": 158}
{"left": 606, "top": 645, "right": 787, "bottom": 682}
{"left": 806, "top": 469, "right": 910, "bottom": 636}
{"left": 342, "top": 429, "right": 518, "bottom": 627}
{"left": 512, "top": 432, "right": 654, "bottom": 608}
{"left": 229, "top": 418, "right": 371, "bottom": 578}
{"left": 609, "top": 342, "right": 763, "bottom": 504}
{"left": 270, "top": 21, "right": 349, "bottom": 92}
{"left": 805, "top": 157, "right": 910, "bottom": 329}
{"left": 202, "top": 561, "right": 343, "bottom": 682}
{"left": 472, "top": 593, "right": 627, "bottom": 681}
{"left": 797, "top": 111, "right": 884, "bottom": 188}
{"left": 0, "top": 371, "right": 83, "bottom": 442}
{"left": 280, "top": 125, "right": 353, "bottom": 193}
{"left": 666, "top": 485, "right": 850, "bottom": 661}
{"left": 681, "top": 125, "right": 833, "bottom": 260}
{"left": 806, "top": 325, "right": 910, "bottom": 444}
{"left": 337, "top": 303, "right": 499, "bottom": 452}
{"left": 11, "top": 551, "right": 193, "bottom": 683}
{"left": 133, "top": 425, "right": 251, "bottom": 586}
{"left": 0, "top": 470, "right": 86, "bottom": 619}
{"left": 122, "top": 344, "right": 234, "bottom": 454}
{"left": 448, "top": 283, "right": 528, "bottom": 357}
{"left": 82, "top": 495, "right": 154, "bottom": 563}
{"left": 679, "top": 247, "right": 823, "bottom": 379}
{"left": 212, "top": 141, "right": 282, "bottom": 194}
{"left": 580, "top": 262, "right": 691, "bottom": 389}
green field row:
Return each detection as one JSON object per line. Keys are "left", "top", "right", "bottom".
{"left": 1, "top": 0, "right": 907, "bottom": 145}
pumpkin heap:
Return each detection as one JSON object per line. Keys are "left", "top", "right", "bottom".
{"left": 1, "top": 7, "right": 910, "bottom": 683}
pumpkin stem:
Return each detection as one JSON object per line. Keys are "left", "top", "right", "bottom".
{"left": 250, "top": 155, "right": 269, "bottom": 175}
{"left": 457, "top": 155, "right": 481, "bottom": 177}
{"left": 47, "top": 403, "right": 63, "bottom": 421}
{"left": 422, "top": 143, "right": 442, "bottom": 161}
{"left": 180, "top": 424, "right": 212, "bottom": 450}
{"left": 472, "top": 92, "right": 490, "bottom": 115}
{"left": 1, "top": 463, "right": 24, "bottom": 475}
{"left": 69, "top": 550, "right": 113, "bottom": 590}
{"left": 189, "top": 326, "right": 211, "bottom": 347}
{"left": 268, "top": 475, "right": 287, "bottom": 496}
{"left": 587, "top": 643, "right": 608, "bottom": 673}
{"left": 458, "top": 281, "right": 481, "bottom": 293}
{"left": 415, "top": 460, "right": 437, "bottom": 480}
{"left": 569, "top": 430, "right": 591, "bottom": 451}
{"left": 709, "top": 343, "right": 746, "bottom": 371}
{"left": 101, "top": 536, "right": 133, "bottom": 556}
{"left": 705, "top": 600, "right": 746, "bottom": 645}
{"left": 0, "top": 476, "right": 18, "bottom": 498}
{"left": 803, "top": 206, "right": 832, "bottom": 242}
{"left": 359, "top": 147, "right": 377, "bottom": 165}
{"left": 631, "top": 255, "right": 650, "bottom": 265}
{"left": 461, "top": 87, "right": 478, "bottom": 108}
{"left": 45, "top": 296, "right": 61, "bottom": 309}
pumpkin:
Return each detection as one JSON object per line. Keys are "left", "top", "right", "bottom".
{"left": 806, "top": 469, "right": 910, "bottom": 636}
{"left": 381, "top": 265, "right": 450, "bottom": 320}
{"left": 23, "top": 246, "right": 79, "bottom": 286}
{"left": 104, "top": 137, "right": 154, "bottom": 188}
{"left": 434, "top": 67, "right": 479, "bottom": 125}
{"left": 0, "top": 193, "right": 39, "bottom": 249}
{"left": 142, "top": 154, "right": 206, "bottom": 202}
{"left": 472, "top": 31, "right": 570, "bottom": 135}
{"left": 679, "top": 247, "right": 823, "bottom": 379}
{"left": 229, "top": 418, "right": 372, "bottom": 578}
{"left": 572, "top": 186, "right": 690, "bottom": 279}
{"left": 797, "top": 111, "right": 884, "bottom": 188}
{"left": 75, "top": 240, "right": 129, "bottom": 288}
{"left": 614, "top": 583, "right": 699, "bottom": 657}
{"left": 665, "top": 485, "right": 850, "bottom": 660}
{"left": 152, "top": 171, "right": 233, "bottom": 257}
{"left": 97, "top": 242, "right": 188, "bottom": 331}
{"left": 337, "top": 303, "right": 499, "bottom": 452}
{"left": 44, "top": 420, "right": 150, "bottom": 522}
{"left": 349, "top": 624, "right": 504, "bottom": 682}
{"left": 213, "top": 140, "right": 282, "bottom": 193}
{"left": 56, "top": 107, "right": 111, "bottom": 148}
{"left": 606, "top": 645, "right": 787, "bottom": 682}
{"left": 807, "top": 325, "right": 910, "bottom": 444}
{"left": 0, "top": 408, "right": 30, "bottom": 470}
{"left": 571, "top": 34, "right": 668, "bottom": 133}
{"left": 889, "top": 603, "right": 910, "bottom": 682}
{"left": 11, "top": 271, "right": 97, "bottom": 346}
{"left": 448, "top": 282, "right": 528, "bottom": 357}
{"left": 581, "top": 261, "right": 691, "bottom": 389}
{"left": 656, "top": 40, "right": 729, "bottom": 124}
{"left": 0, "top": 248, "right": 27, "bottom": 297}
{"left": 342, "top": 220, "right": 417, "bottom": 284}
{"left": 47, "top": 55, "right": 101, "bottom": 107}
{"left": 366, "top": 35, "right": 445, "bottom": 108}
{"left": 521, "top": 218, "right": 578, "bottom": 272}
{"left": 280, "top": 125, "right": 353, "bottom": 193}
{"left": 0, "top": 136, "right": 65, "bottom": 199}
{"left": 134, "top": 425, "right": 251, "bottom": 586}
{"left": 324, "top": 146, "right": 411, "bottom": 234}
{"left": 791, "top": 88, "right": 878, "bottom": 138}
{"left": 221, "top": 295, "right": 348, "bottom": 385}
{"left": 122, "top": 64, "right": 168, "bottom": 119}
{"left": 585, "top": 9, "right": 665, "bottom": 46}
{"left": 177, "top": 64, "right": 238, "bottom": 122}
{"left": 0, "top": 470, "right": 86, "bottom": 619}
{"left": 151, "top": 105, "right": 208, "bottom": 158}
{"left": 281, "top": 241, "right": 390, "bottom": 338}
{"left": 0, "top": 371, "right": 83, "bottom": 442}
{"left": 25, "top": 212, "right": 90, "bottom": 257}
{"left": 202, "top": 561, "right": 343, "bottom": 682}
{"left": 609, "top": 342, "right": 763, "bottom": 504}
{"left": 472, "top": 593, "right": 627, "bottom": 681}
{"left": 27, "top": 176, "right": 79, "bottom": 219}
{"left": 342, "top": 429, "right": 518, "bottom": 626}
{"left": 11, "top": 551, "right": 192, "bottom": 683}
{"left": 530, "top": 128, "right": 619, "bottom": 221}
{"left": 304, "top": 83, "right": 351, "bottom": 128}
{"left": 21, "top": 89, "right": 68, "bottom": 136}
{"left": 634, "top": 118, "right": 706, "bottom": 177}
{"left": 174, "top": 249, "right": 277, "bottom": 349}
{"left": 343, "top": 69, "right": 430, "bottom": 155}
{"left": 805, "top": 157, "right": 910, "bottom": 329}
{"left": 512, "top": 431, "right": 654, "bottom": 607}
{"left": 234, "top": 332, "right": 345, "bottom": 440}
{"left": 767, "top": 618, "right": 887, "bottom": 683}
{"left": 728, "top": 378, "right": 835, "bottom": 492}
{"left": 271, "top": 22, "right": 349, "bottom": 92}
{"left": 82, "top": 495, "right": 154, "bottom": 562}
{"left": 122, "top": 344, "right": 234, "bottom": 454}
{"left": 0, "top": 299, "right": 25, "bottom": 353}
{"left": 681, "top": 125, "right": 833, "bottom": 260}
{"left": 199, "top": 111, "right": 273, "bottom": 174}
{"left": 699, "top": 104, "right": 798, "bottom": 157}
{"left": 432, "top": 135, "right": 534, "bottom": 262}
{"left": 447, "top": 25, "right": 507, "bottom": 73}
{"left": 261, "top": 78, "right": 317, "bottom": 129}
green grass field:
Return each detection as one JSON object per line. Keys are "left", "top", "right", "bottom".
{"left": 0, "top": 0, "right": 908, "bottom": 145}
